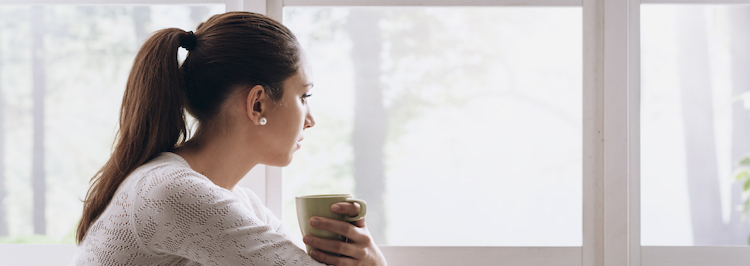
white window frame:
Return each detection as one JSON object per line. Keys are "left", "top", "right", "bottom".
{"left": 0, "top": 0, "right": 749, "bottom": 265}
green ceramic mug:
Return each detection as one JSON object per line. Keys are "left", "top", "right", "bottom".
{"left": 295, "top": 194, "right": 367, "bottom": 254}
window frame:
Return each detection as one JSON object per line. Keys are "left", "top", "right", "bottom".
{"left": 272, "top": 1, "right": 590, "bottom": 265}
{"left": 0, "top": 0, "right": 748, "bottom": 265}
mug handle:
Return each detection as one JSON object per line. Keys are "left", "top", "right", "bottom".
{"left": 342, "top": 199, "right": 367, "bottom": 221}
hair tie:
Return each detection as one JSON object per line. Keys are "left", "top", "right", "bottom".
{"left": 180, "top": 31, "right": 196, "bottom": 51}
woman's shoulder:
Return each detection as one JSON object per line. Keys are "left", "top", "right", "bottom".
{"left": 133, "top": 152, "right": 198, "bottom": 179}
{"left": 129, "top": 153, "right": 246, "bottom": 238}
{"left": 132, "top": 152, "right": 230, "bottom": 202}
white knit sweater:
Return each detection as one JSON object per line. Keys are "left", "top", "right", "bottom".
{"left": 72, "top": 152, "right": 324, "bottom": 266}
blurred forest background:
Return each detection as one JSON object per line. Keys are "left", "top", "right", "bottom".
{"left": 641, "top": 5, "right": 750, "bottom": 245}
{"left": 282, "top": 7, "right": 583, "bottom": 246}
{"left": 0, "top": 4, "right": 747, "bottom": 247}
{"left": 0, "top": 4, "right": 223, "bottom": 243}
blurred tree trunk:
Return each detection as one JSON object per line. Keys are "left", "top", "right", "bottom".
{"left": 676, "top": 8, "right": 724, "bottom": 245}
{"left": 347, "top": 9, "right": 387, "bottom": 244}
{"left": 0, "top": 10, "right": 7, "bottom": 237}
{"left": 728, "top": 7, "right": 750, "bottom": 244}
{"left": 133, "top": 6, "right": 151, "bottom": 46}
{"left": 31, "top": 6, "right": 46, "bottom": 235}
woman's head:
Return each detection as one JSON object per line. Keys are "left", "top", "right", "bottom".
{"left": 181, "top": 12, "right": 301, "bottom": 121}
{"left": 181, "top": 12, "right": 315, "bottom": 166}
{"left": 77, "top": 11, "right": 308, "bottom": 244}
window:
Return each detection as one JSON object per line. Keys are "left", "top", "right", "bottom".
{"left": 641, "top": 4, "right": 750, "bottom": 246}
{"left": 0, "top": 3, "right": 229, "bottom": 264}
{"left": 0, "top": 4, "right": 224, "bottom": 245}
{"left": 281, "top": 6, "right": 583, "bottom": 247}
{"left": 1, "top": 0, "right": 749, "bottom": 265}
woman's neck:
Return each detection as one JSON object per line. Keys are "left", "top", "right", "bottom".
{"left": 173, "top": 131, "right": 257, "bottom": 191}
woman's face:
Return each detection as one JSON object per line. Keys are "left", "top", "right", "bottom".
{"left": 262, "top": 57, "right": 315, "bottom": 166}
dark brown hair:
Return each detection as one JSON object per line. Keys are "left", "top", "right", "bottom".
{"left": 76, "top": 12, "right": 301, "bottom": 244}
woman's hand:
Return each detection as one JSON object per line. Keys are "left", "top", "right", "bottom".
{"left": 303, "top": 202, "right": 387, "bottom": 266}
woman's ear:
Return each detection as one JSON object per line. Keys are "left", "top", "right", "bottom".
{"left": 245, "top": 85, "right": 267, "bottom": 125}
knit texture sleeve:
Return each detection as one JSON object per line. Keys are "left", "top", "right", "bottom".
{"left": 131, "top": 168, "right": 324, "bottom": 266}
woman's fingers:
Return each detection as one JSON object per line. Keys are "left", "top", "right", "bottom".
{"left": 306, "top": 216, "right": 388, "bottom": 265}
{"left": 310, "top": 217, "right": 371, "bottom": 244}
{"left": 331, "top": 202, "right": 361, "bottom": 218}
{"left": 309, "top": 248, "right": 358, "bottom": 266}
{"left": 303, "top": 235, "right": 366, "bottom": 259}
{"left": 349, "top": 218, "right": 366, "bottom": 228}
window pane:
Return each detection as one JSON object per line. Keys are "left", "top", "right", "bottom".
{"left": 0, "top": 4, "right": 224, "bottom": 244}
{"left": 282, "top": 7, "right": 582, "bottom": 246}
{"left": 641, "top": 4, "right": 750, "bottom": 246}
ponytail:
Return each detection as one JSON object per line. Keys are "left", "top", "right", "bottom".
{"left": 76, "top": 28, "right": 190, "bottom": 244}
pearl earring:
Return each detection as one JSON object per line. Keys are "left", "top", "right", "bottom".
{"left": 259, "top": 117, "right": 267, "bottom": 125}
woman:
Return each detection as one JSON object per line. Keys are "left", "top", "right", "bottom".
{"left": 73, "top": 12, "right": 386, "bottom": 266}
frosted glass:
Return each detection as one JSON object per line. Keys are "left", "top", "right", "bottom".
{"left": 0, "top": 4, "right": 224, "bottom": 244}
{"left": 282, "top": 7, "right": 582, "bottom": 246}
{"left": 641, "top": 4, "right": 750, "bottom": 246}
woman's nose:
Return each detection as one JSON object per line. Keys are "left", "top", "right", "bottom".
{"left": 304, "top": 110, "right": 315, "bottom": 129}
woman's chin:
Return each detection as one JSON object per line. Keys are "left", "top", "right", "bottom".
{"left": 278, "top": 159, "right": 293, "bottom": 167}
{"left": 264, "top": 155, "right": 294, "bottom": 167}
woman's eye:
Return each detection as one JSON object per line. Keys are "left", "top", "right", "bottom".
{"left": 301, "top": 93, "right": 312, "bottom": 103}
